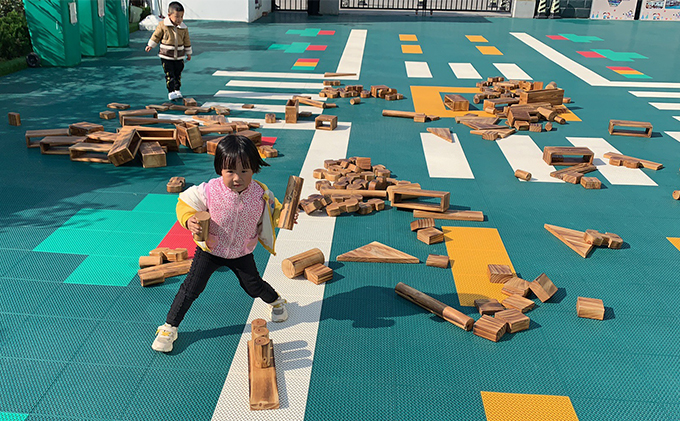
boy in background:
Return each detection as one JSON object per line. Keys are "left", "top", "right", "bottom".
{"left": 145, "top": 2, "right": 191, "bottom": 100}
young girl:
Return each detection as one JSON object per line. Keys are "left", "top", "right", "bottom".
{"left": 152, "top": 135, "right": 288, "bottom": 353}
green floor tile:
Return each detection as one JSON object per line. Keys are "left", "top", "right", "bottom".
{"left": 63, "top": 255, "right": 139, "bottom": 286}
{"left": 0, "top": 358, "right": 65, "bottom": 415}
{"left": 2, "top": 252, "right": 86, "bottom": 283}
{"left": 132, "top": 194, "right": 182, "bottom": 214}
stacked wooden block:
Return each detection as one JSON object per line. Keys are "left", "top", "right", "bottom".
{"left": 410, "top": 218, "right": 444, "bottom": 245}
{"left": 545, "top": 223, "right": 624, "bottom": 258}
{"left": 138, "top": 247, "right": 191, "bottom": 286}
{"left": 281, "top": 248, "right": 333, "bottom": 285}
{"left": 248, "top": 318, "right": 279, "bottom": 410}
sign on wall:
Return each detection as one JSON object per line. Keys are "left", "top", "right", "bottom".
{"left": 590, "top": 0, "right": 635, "bottom": 19}
{"left": 639, "top": 0, "right": 680, "bottom": 20}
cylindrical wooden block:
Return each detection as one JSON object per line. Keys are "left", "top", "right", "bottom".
{"left": 514, "top": 169, "right": 532, "bottom": 181}
{"left": 278, "top": 175, "right": 304, "bottom": 230}
{"left": 254, "top": 336, "right": 272, "bottom": 368}
{"left": 281, "top": 248, "right": 325, "bottom": 278}
{"left": 139, "top": 255, "right": 163, "bottom": 268}
{"left": 350, "top": 98, "right": 361, "bottom": 105}
{"left": 395, "top": 282, "right": 473, "bottom": 331}
{"left": 252, "top": 327, "right": 270, "bottom": 341}
{"left": 192, "top": 211, "right": 211, "bottom": 242}
{"left": 673, "top": 191, "right": 680, "bottom": 200}
{"left": 252, "top": 318, "right": 267, "bottom": 330}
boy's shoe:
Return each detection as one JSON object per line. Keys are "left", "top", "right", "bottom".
{"left": 174, "top": 90, "right": 183, "bottom": 99}
{"left": 268, "top": 297, "right": 288, "bottom": 322}
{"left": 152, "top": 323, "right": 178, "bottom": 352}
{"left": 168, "top": 91, "right": 179, "bottom": 100}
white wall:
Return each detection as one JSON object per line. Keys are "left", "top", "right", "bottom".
{"left": 160, "top": 0, "right": 270, "bottom": 22}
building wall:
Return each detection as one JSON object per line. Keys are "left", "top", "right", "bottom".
{"left": 559, "top": 0, "right": 593, "bottom": 17}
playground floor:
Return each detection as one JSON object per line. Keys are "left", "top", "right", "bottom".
{"left": 1, "top": 11, "right": 680, "bottom": 421}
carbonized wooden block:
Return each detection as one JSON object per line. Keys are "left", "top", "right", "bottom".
{"left": 285, "top": 99, "right": 299, "bottom": 123}
{"left": 487, "top": 264, "right": 513, "bottom": 284}
{"left": 167, "top": 177, "right": 185, "bottom": 193}
{"left": 417, "top": 227, "right": 444, "bottom": 245}
{"left": 577, "top": 296, "right": 605, "bottom": 320}
{"left": 529, "top": 273, "right": 558, "bottom": 302}
{"left": 139, "top": 141, "right": 167, "bottom": 168}
{"left": 166, "top": 248, "right": 188, "bottom": 262}
{"left": 494, "top": 308, "right": 530, "bottom": 333}
{"left": 303, "top": 263, "right": 333, "bottom": 285}
{"left": 8, "top": 112, "right": 21, "bottom": 126}
{"left": 410, "top": 218, "right": 435, "bottom": 232}
{"left": 425, "top": 254, "right": 449, "bottom": 268}
{"left": 474, "top": 299, "right": 506, "bottom": 316}
{"left": 473, "top": 315, "right": 507, "bottom": 342}
{"left": 501, "top": 277, "right": 530, "bottom": 297}
{"left": 501, "top": 295, "right": 535, "bottom": 313}
{"left": 581, "top": 176, "right": 601, "bottom": 189}
{"left": 315, "top": 114, "right": 338, "bottom": 131}
{"left": 99, "top": 110, "right": 116, "bottom": 120}
{"left": 69, "top": 122, "right": 104, "bottom": 136}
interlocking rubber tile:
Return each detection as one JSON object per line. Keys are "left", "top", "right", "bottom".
{"left": 33, "top": 283, "right": 124, "bottom": 318}
{"left": 73, "top": 320, "right": 160, "bottom": 368}
{"left": 2, "top": 251, "right": 86, "bottom": 282}
{"left": 0, "top": 357, "right": 65, "bottom": 414}
{"left": 131, "top": 194, "right": 179, "bottom": 214}
{"left": 63, "top": 255, "right": 138, "bottom": 286}
{"left": 305, "top": 378, "right": 397, "bottom": 421}
{"left": 0, "top": 227, "right": 57, "bottom": 251}
{"left": 0, "top": 278, "right": 58, "bottom": 314}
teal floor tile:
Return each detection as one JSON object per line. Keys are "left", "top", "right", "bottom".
{"left": 132, "top": 194, "right": 181, "bottom": 214}
{"left": 32, "top": 229, "right": 109, "bottom": 256}
{"left": 0, "top": 278, "right": 58, "bottom": 314}
{"left": 62, "top": 255, "right": 139, "bottom": 286}
{"left": 33, "top": 283, "right": 124, "bottom": 318}
{"left": 0, "top": 358, "right": 65, "bottom": 415}
{"left": 1, "top": 252, "right": 86, "bottom": 283}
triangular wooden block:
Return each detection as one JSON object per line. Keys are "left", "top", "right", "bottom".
{"left": 336, "top": 241, "right": 419, "bottom": 263}
{"left": 427, "top": 128, "right": 453, "bottom": 142}
{"left": 544, "top": 224, "right": 594, "bottom": 258}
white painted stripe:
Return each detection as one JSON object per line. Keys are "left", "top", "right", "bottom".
{"left": 201, "top": 101, "right": 321, "bottom": 115}
{"left": 493, "top": 63, "right": 531, "bottom": 80}
{"left": 675, "top": 116, "right": 680, "bottom": 122}
{"left": 420, "top": 133, "right": 474, "bottom": 179}
{"left": 213, "top": 71, "right": 327, "bottom": 79}
{"left": 226, "top": 80, "right": 326, "bottom": 90}
{"left": 649, "top": 102, "right": 680, "bottom": 111}
{"left": 448, "top": 63, "right": 481, "bottom": 79}
{"left": 665, "top": 132, "right": 680, "bottom": 142}
{"left": 405, "top": 61, "right": 433, "bottom": 78}
{"left": 496, "top": 135, "right": 561, "bottom": 183}
{"left": 211, "top": 125, "right": 352, "bottom": 421}
{"left": 336, "top": 29, "right": 367, "bottom": 76}
{"left": 214, "top": 90, "right": 326, "bottom": 102}
{"left": 512, "top": 32, "right": 680, "bottom": 89}
{"left": 629, "top": 91, "right": 680, "bottom": 98}
{"left": 566, "top": 137, "right": 657, "bottom": 186}
{"left": 510, "top": 32, "right": 610, "bottom": 86}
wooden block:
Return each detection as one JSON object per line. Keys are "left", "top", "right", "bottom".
{"left": 577, "top": 296, "right": 605, "bottom": 320}
{"left": 366, "top": 198, "right": 386, "bottom": 211}
{"left": 481, "top": 131, "right": 500, "bottom": 141}
{"left": 581, "top": 176, "right": 601, "bottom": 189}
{"left": 315, "top": 114, "right": 338, "bottom": 131}
{"left": 138, "top": 259, "right": 192, "bottom": 286}
{"left": 264, "top": 113, "right": 276, "bottom": 124}
{"left": 426, "top": 254, "right": 449, "bottom": 268}
{"left": 248, "top": 337, "right": 279, "bottom": 410}
{"left": 39, "top": 136, "right": 86, "bottom": 155}
{"left": 258, "top": 145, "right": 278, "bottom": 158}
{"left": 166, "top": 248, "right": 188, "bottom": 262}
{"left": 474, "top": 299, "right": 505, "bottom": 316}
{"left": 562, "top": 171, "right": 582, "bottom": 184}
{"left": 426, "top": 128, "right": 453, "bottom": 142}
{"left": 395, "top": 282, "right": 473, "bottom": 331}
{"left": 410, "top": 218, "right": 435, "bottom": 232}
{"left": 514, "top": 169, "right": 532, "bottom": 181}
{"left": 443, "top": 94, "right": 469, "bottom": 111}
{"left": 213, "top": 106, "right": 231, "bottom": 115}
{"left": 502, "top": 277, "right": 530, "bottom": 297}
{"left": 304, "top": 263, "right": 333, "bottom": 285}
{"left": 583, "top": 229, "right": 606, "bottom": 246}
{"left": 487, "top": 264, "right": 513, "bottom": 284}
{"left": 107, "top": 102, "right": 130, "bottom": 110}
{"left": 529, "top": 123, "right": 543, "bottom": 132}
{"left": 473, "top": 315, "right": 507, "bottom": 342}
{"left": 139, "top": 254, "right": 164, "bottom": 268}
{"left": 118, "top": 109, "right": 157, "bottom": 125}
{"left": 241, "top": 104, "right": 255, "bottom": 109}
{"left": 323, "top": 80, "right": 341, "bottom": 86}
{"left": 108, "top": 127, "right": 142, "bottom": 166}
{"left": 69, "top": 142, "right": 112, "bottom": 163}
{"left": 501, "top": 295, "right": 535, "bottom": 313}
{"left": 355, "top": 157, "right": 371, "bottom": 170}
{"left": 99, "top": 110, "right": 116, "bottom": 120}
{"left": 149, "top": 247, "right": 171, "bottom": 260}
{"left": 183, "top": 97, "right": 197, "bottom": 107}
{"left": 281, "top": 248, "right": 325, "bottom": 278}
{"left": 139, "top": 141, "right": 167, "bottom": 168}
{"left": 544, "top": 223, "right": 594, "bottom": 258}
{"left": 285, "top": 99, "right": 299, "bottom": 123}
{"left": 604, "top": 232, "right": 623, "bottom": 249}
{"left": 494, "top": 308, "right": 530, "bottom": 333}
{"left": 550, "top": 163, "right": 597, "bottom": 180}
{"left": 390, "top": 188, "right": 450, "bottom": 213}
{"left": 602, "top": 152, "right": 662, "bottom": 170}
{"left": 543, "top": 146, "right": 594, "bottom": 166}
{"left": 545, "top": 121, "right": 553, "bottom": 131}
{"left": 519, "top": 88, "right": 564, "bottom": 106}
{"left": 514, "top": 121, "right": 530, "bottom": 131}
{"left": 146, "top": 104, "right": 170, "bottom": 112}
{"left": 25, "top": 128, "right": 70, "bottom": 148}
{"left": 382, "top": 109, "right": 418, "bottom": 119}
{"left": 412, "top": 209, "right": 484, "bottom": 222}
{"left": 167, "top": 176, "right": 186, "bottom": 193}
{"left": 337, "top": 241, "right": 419, "bottom": 263}
{"left": 608, "top": 119, "right": 653, "bottom": 138}
{"left": 529, "top": 273, "right": 558, "bottom": 303}
{"left": 417, "top": 227, "right": 444, "bottom": 245}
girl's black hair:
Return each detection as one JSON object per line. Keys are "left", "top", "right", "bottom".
{"left": 168, "top": 1, "right": 184, "bottom": 13}
{"left": 214, "top": 134, "right": 269, "bottom": 175}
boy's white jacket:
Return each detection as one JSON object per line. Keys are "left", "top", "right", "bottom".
{"left": 176, "top": 180, "right": 282, "bottom": 255}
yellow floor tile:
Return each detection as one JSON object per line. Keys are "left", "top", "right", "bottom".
{"left": 477, "top": 46, "right": 503, "bottom": 55}
{"left": 401, "top": 45, "right": 423, "bottom": 54}
{"left": 481, "top": 391, "right": 579, "bottom": 421}
{"left": 399, "top": 34, "right": 418, "bottom": 41}
{"left": 667, "top": 237, "right": 680, "bottom": 251}
{"left": 466, "top": 35, "right": 488, "bottom": 42}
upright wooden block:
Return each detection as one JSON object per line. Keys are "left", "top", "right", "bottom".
{"left": 167, "top": 176, "right": 186, "bottom": 193}
{"left": 473, "top": 315, "right": 507, "bottom": 342}
{"left": 577, "top": 296, "right": 605, "bottom": 320}
{"left": 389, "top": 188, "right": 450, "bottom": 213}
{"left": 108, "top": 127, "right": 142, "bottom": 166}
{"left": 8, "top": 112, "right": 21, "bottom": 126}
{"left": 581, "top": 176, "right": 601, "bottom": 189}
{"left": 410, "top": 218, "right": 435, "bottom": 232}
{"left": 501, "top": 277, "right": 530, "bottom": 297}
{"left": 139, "top": 141, "right": 167, "bottom": 168}
{"left": 315, "top": 114, "right": 338, "bottom": 131}
{"left": 494, "top": 309, "right": 530, "bottom": 333}
{"left": 543, "top": 146, "right": 594, "bottom": 166}
{"left": 501, "top": 295, "right": 535, "bottom": 313}
{"left": 425, "top": 254, "right": 449, "bottom": 268}
{"left": 281, "top": 248, "right": 325, "bottom": 278}
{"left": 175, "top": 124, "right": 204, "bottom": 149}
{"left": 285, "top": 99, "right": 299, "bottom": 123}
{"left": 265, "top": 113, "right": 276, "bottom": 124}
{"left": 278, "top": 175, "right": 304, "bottom": 230}
{"left": 487, "top": 264, "right": 513, "bottom": 284}
{"left": 608, "top": 119, "right": 653, "bottom": 138}
{"left": 529, "top": 273, "right": 558, "bottom": 302}
{"left": 443, "top": 94, "right": 469, "bottom": 111}
{"left": 417, "top": 227, "right": 444, "bottom": 245}
{"left": 303, "top": 263, "right": 333, "bottom": 285}
{"left": 474, "top": 299, "right": 505, "bottom": 315}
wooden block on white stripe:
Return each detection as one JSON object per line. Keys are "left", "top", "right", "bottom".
{"left": 304, "top": 263, "right": 333, "bottom": 285}
{"left": 494, "top": 308, "right": 530, "bottom": 333}
{"left": 501, "top": 295, "right": 535, "bottom": 313}
{"left": 426, "top": 254, "right": 449, "bottom": 268}
{"left": 529, "top": 273, "right": 558, "bottom": 302}
{"left": 487, "top": 264, "right": 513, "bottom": 283}
{"left": 473, "top": 315, "right": 507, "bottom": 342}
{"left": 426, "top": 128, "right": 453, "bottom": 142}
{"left": 577, "top": 296, "right": 605, "bottom": 320}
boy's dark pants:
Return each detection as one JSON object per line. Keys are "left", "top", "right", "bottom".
{"left": 166, "top": 247, "right": 278, "bottom": 327}
{"left": 161, "top": 58, "right": 184, "bottom": 93}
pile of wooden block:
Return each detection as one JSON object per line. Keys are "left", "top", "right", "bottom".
{"left": 545, "top": 223, "right": 623, "bottom": 258}
{"left": 138, "top": 247, "right": 192, "bottom": 286}
{"left": 461, "top": 77, "right": 571, "bottom": 140}
{"left": 281, "top": 248, "right": 333, "bottom": 285}
{"left": 24, "top": 99, "right": 270, "bottom": 168}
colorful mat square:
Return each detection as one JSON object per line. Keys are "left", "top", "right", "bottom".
{"left": 401, "top": 45, "right": 423, "bottom": 54}
{"left": 481, "top": 392, "right": 579, "bottom": 421}
{"left": 578, "top": 51, "right": 606, "bottom": 58}
{"left": 547, "top": 35, "right": 569, "bottom": 40}
{"left": 593, "top": 49, "right": 648, "bottom": 61}
{"left": 399, "top": 34, "right": 418, "bottom": 41}
{"left": 292, "top": 58, "right": 319, "bottom": 70}
{"left": 477, "top": 46, "right": 502, "bottom": 55}
{"left": 466, "top": 35, "right": 488, "bottom": 42}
